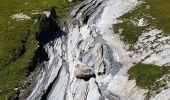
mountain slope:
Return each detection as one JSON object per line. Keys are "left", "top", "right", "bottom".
{"left": 27, "top": 0, "right": 170, "bottom": 99}
{"left": 1, "top": 0, "right": 170, "bottom": 100}
{"left": 0, "top": 0, "right": 80, "bottom": 99}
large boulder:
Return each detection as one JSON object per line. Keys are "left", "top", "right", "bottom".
{"left": 74, "top": 64, "right": 95, "bottom": 80}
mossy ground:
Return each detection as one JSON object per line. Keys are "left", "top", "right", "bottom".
{"left": 0, "top": 0, "right": 81, "bottom": 99}
{"left": 112, "top": 21, "right": 146, "bottom": 44}
{"left": 113, "top": 0, "right": 170, "bottom": 45}
{"left": 128, "top": 63, "right": 169, "bottom": 89}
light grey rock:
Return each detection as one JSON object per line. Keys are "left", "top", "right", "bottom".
{"left": 26, "top": 0, "right": 154, "bottom": 100}
{"left": 70, "top": 0, "right": 106, "bottom": 25}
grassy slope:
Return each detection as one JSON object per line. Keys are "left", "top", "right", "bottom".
{"left": 0, "top": 0, "right": 81, "bottom": 99}
{"left": 113, "top": 0, "right": 170, "bottom": 45}
{"left": 112, "top": 0, "right": 170, "bottom": 89}
{"left": 128, "top": 63, "right": 169, "bottom": 89}
{"left": 112, "top": 21, "right": 146, "bottom": 44}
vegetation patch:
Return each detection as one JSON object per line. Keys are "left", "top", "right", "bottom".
{"left": 113, "top": 21, "right": 146, "bottom": 44}
{"left": 113, "top": 0, "right": 170, "bottom": 46}
{"left": 128, "top": 63, "right": 169, "bottom": 89}
{"left": 0, "top": 0, "right": 82, "bottom": 99}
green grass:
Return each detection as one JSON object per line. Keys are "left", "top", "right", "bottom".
{"left": 0, "top": 0, "right": 82, "bottom": 99}
{"left": 113, "top": 21, "right": 146, "bottom": 44}
{"left": 147, "top": 0, "right": 170, "bottom": 34}
{"left": 113, "top": 0, "right": 170, "bottom": 45}
{"left": 128, "top": 63, "right": 169, "bottom": 89}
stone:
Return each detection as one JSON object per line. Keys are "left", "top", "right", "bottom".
{"left": 11, "top": 13, "right": 31, "bottom": 20}
{"left": 68, "top": 0, "right": 74, "bottom": 2}
{"left": 74, "top": 64, "right": 95, "bottom": 80}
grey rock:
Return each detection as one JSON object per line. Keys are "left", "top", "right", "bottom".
{"left": 70, "top": 0, "right": 106, "bottom": 25}
{"left": 74, "top": 64, "right": 95, "bottom": 80}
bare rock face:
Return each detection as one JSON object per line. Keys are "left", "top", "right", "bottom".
{"left": 74, "top": 64, "right": 95, "bottom": 80}
{"left": 26, "top": 0, "right": 152, "bottom": 100}
{"left": 70, "top": 0, "right": 106, "bottom": 24}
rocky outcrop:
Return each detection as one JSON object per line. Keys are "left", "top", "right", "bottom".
{"left": 70, "top": 0, "right": 106, "bottom": 24}
{"left": 36, "top": 8, "right": 60, "bottom": 45}
{"left": 68, "top": 0, "right": 74, "bottom": 2}
{"left": 25, "top": 0, "right": 170, "bottom": 100}
{"left": 26, "top": 0, "right": 142, "bottom": 100}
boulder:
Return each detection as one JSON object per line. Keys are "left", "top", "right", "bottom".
{"left": 74, "top": 64, "right": 95, "bottom": 80}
